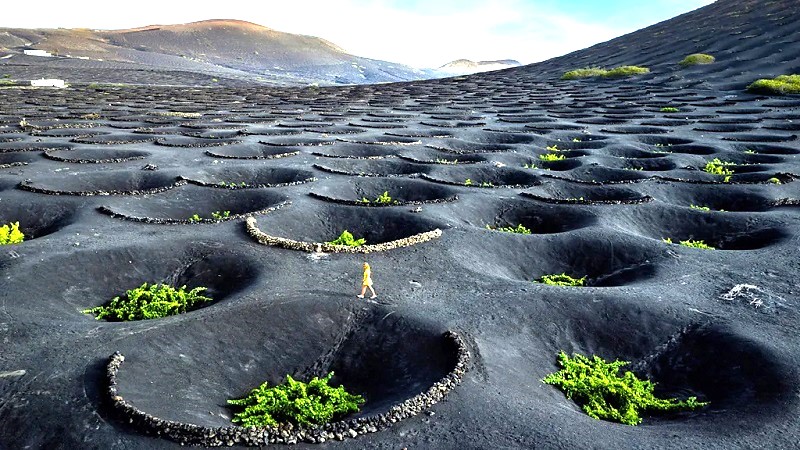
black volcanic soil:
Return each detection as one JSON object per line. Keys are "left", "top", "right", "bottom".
{"left": 2, "top": 1, "right": 800, "bottom": 449}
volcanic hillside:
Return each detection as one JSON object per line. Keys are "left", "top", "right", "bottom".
{"left": 517, "top": 0, "right": 800, "bottom": 89}
{"left": 0, "top": 19, "right": 432, "bottom": 85}
{"left": 1, "top": 0, "right": 800, "bottom": 449}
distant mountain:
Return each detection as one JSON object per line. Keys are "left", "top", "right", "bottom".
{"left": 0, "top": 19, "right": 437, "bottom": 86}
{"left": 437, "top": 59, "right": 521, "bottom": 75}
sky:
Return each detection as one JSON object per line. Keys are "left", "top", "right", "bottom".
{"left": 0, "top": 0, "right": 716, "bottom": 68}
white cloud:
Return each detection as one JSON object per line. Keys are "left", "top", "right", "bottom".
{"left": 0, "top": 0, "right": 716, "bottom": 68}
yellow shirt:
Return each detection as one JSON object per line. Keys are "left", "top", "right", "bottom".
{"left": 362, "top": 268, "right": 373, "bottom": 286}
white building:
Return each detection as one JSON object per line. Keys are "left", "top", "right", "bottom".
{"left": 23, "top": 49, "right": 52, "bottom": 57}
{"left": 31, "top": 79, "right": 66, "bottom": 88}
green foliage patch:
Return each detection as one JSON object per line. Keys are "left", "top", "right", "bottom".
{"left": 211, "top": 210, "right": 231, "bottom": 220}
{"left": 679, "top": 53, "right": 715, "bottom": 66}
{"left": 537, "top": 273, "right": 587, "bottom": 286}
{"left": 604, "top": 66, "right": 651, "bottom": 78}
{"left": 660, "top": 107, "right": 680, "bottom": 113}
{"left": 703, "top": 158, "right": 734, "bottom": 182}
{"left": 662, "top": 238, "right": 715, "bottom": 250}
{"left": 562, "top": 66, "right": 650, "bottom": 80}
{"left": 746, "top": 74, "right": 800, "bottom": 95}
{"left": 359, "top": 191, "right": 398, "bottom": 205}
{"left": 540, "top": 153, "right": 565, "bottom": 162}
{"left": 326, "top": 230, "right": 366, "bottom": 247}
{"left": 543, "top": 352, "right": 707, "bottom": 425}
{"left": 486, "top": 223, "right": 532, "bottom": 234}
{"left": 0, "top": 222, "right": 25, "bottom": 245}
{"left": 83, "top": 283, "right": 211, "bottom": 321}
{"left": 228, "top": 372, "right": 364, "bottom": 427}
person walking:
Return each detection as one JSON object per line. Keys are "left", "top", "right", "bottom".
{"left": 357, "top": 262, "right": 377, "bottom": 299}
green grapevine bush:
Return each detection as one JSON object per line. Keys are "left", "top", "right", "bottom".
{"left": 228, "top": 372, "right": 364, "bottom": 427}
{"left": 83, "top": 283, "right": 212, "bottom": 321}
{"left": 0, "top": 222, "right": 24, "bottom": 245}
{"left": 537, "top": 273, "right": 587, "bottom": 286}
{"left": 543, "top": 352, "right": 708, "bottom": 425}
{"left": 326, "top": 230, "right": 366, "bottom": 247}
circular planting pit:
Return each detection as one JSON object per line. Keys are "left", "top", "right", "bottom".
{"left": 0, "top": 152, "right": 38, "bottom": 167}
{"left": 543, "top": 305, "right": 792, "bottom": 423}
{"left": 309, "top": 177, "right": 458, "bottom": 206}
{"left": 102, "top": 299, "right": 468, "bottom": 445}
{"left": 451, "top": 196, "right": 597, "bottom": 234}
{"left": 644, "top": 184, "right": 776, "bottom": 212}
{"left": 721, "top": 133, "right": 797, "bottom": 143}
{"left": 398, "top": 147, "right": 487, "bottom": 165}
{"left": 311, "top": 142, "right": 403, "bottom": 159}
{"left": 99, "top": 184, "right": 289, "bottom": 224}
{"left": 33, "top": 129, "right": 108, "bottom": 138}
{"left": 636, "top": 136, "right": 694, "bottom": 147}
{"left": 0, "top": 195, "right": 78, "bottom": 240}
{"left": 422, "top": 166, "right": 541, "bottom": 188}
{"left": 313, "top": 159, "right": 431, "bottom": 177}
{"left": 43, "top": 148, "right": 150, "bottom": 164}
{"left": 247, "top": 203, "right": 444, "bottom": 253}
{"left": 13, "top": 242, "right": 260, "bottom": 318}
{"left": 559, "top": 166, "right": 651, "bottom": 184}
{"left": 730, "top": 144, "right": 799, "bottom": 155}
{"left": 616, "top": 205, "right": 788, "bottom": 249}
{"left": 204, "top": 143, "right": 300, "bottom": 160}
{"left": 603, "top": 146, "right": 668, "bottom": 159}
{"left": 456, "top": 231, "right": 660, "bottom": 286}
{"left": 426, "top": 140, "right": 515, "bottom": 154}
{"left": 259, "top": 137, "right": 336, "bottom": 147}
{"left": 155, "top": 136, "right": 241, "bottom": 147}
{"left": 0, "top": 142, "right": 73, "bottom": 153}
{"left": 19, "top": 171, "right": 183, "bottom": 196}
{"left": 72, "top": 134, "right": 157, "bottom": 145}
{"left": 522, "top": 179, "right": 652, "bottom": 204}
{"left": 338, "top": 135, "right": 421, "bottom": 145}
{"left": 541, "top": 139, "right": 608, "bottom": 150}
{"left": 180, "top": 166, "right": 316, "bottom": 188}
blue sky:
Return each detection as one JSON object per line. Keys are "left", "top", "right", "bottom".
{"left": 0, "top": 0, "right": 715, "bottom": 68}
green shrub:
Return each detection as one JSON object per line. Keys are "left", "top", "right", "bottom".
{"left": 359, "top": 191, "right": 398, "bottom": 205}
{"left": 746, "top": 74, "right": 800, "bottom": 95}
{"left": 83, "top": 283, "right": 211, "bottom": 321}
{"left": 188, "top": 214, "right": 202, "bottom": 223}
{"left": 546, "top": 144, "right": 561, "bottom": 152}
{"left": 0, "top": 222, "right": 25, "bottom": 245}
{"left": 326, "top": 230, "right": 366, "bottom": 247}
{"left": 689, "top": 204, "right": 711, "bottom": 212}
{"left": 604, "top": 66, "right": 650, "bottom": 78}
{"left": 537, "top": 273, "right": 587, "bottom": 286}
{"left": 562, "top": 66, "right": 649, "bottom": 80}
{"left": 561, "top": 67, "right": 607, "bottom": 80}
{"left": 486, "top": 224, "right": 532, "bottom": 234}
{"left": 542, "top": 352, "right": 707, "bottom": 425}
{"left": 228, "top": 372, "right": 364, "bottom": 428}
{"left": 704, "top": 158, "right": 734, "bottom": 182}
{"left": 679, "top": 239, "right": 715, "bottom": 250}
{"left": 540, "top": 153, "right": 565, "bottom": 162}
{"left": 211, "top": 210, "right": 231, "bottom": 220}
{"left": 679, "top": 53, "right": 715, "bottom": 66}
{"left": 660, "top": 107, "right": 680, "bottom": 113}
{"left": 768, "top": 177, "right": 782, "bottom": 185}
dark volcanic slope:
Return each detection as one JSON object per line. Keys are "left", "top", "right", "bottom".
{"left": 2, "top": 0, "right": 800, "bottom": 449}
{"left": 0, "top": 19, "right": 432, "bottom": 86}
{"left": 519, "top": 0, "right": 800, "bottom": 89}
